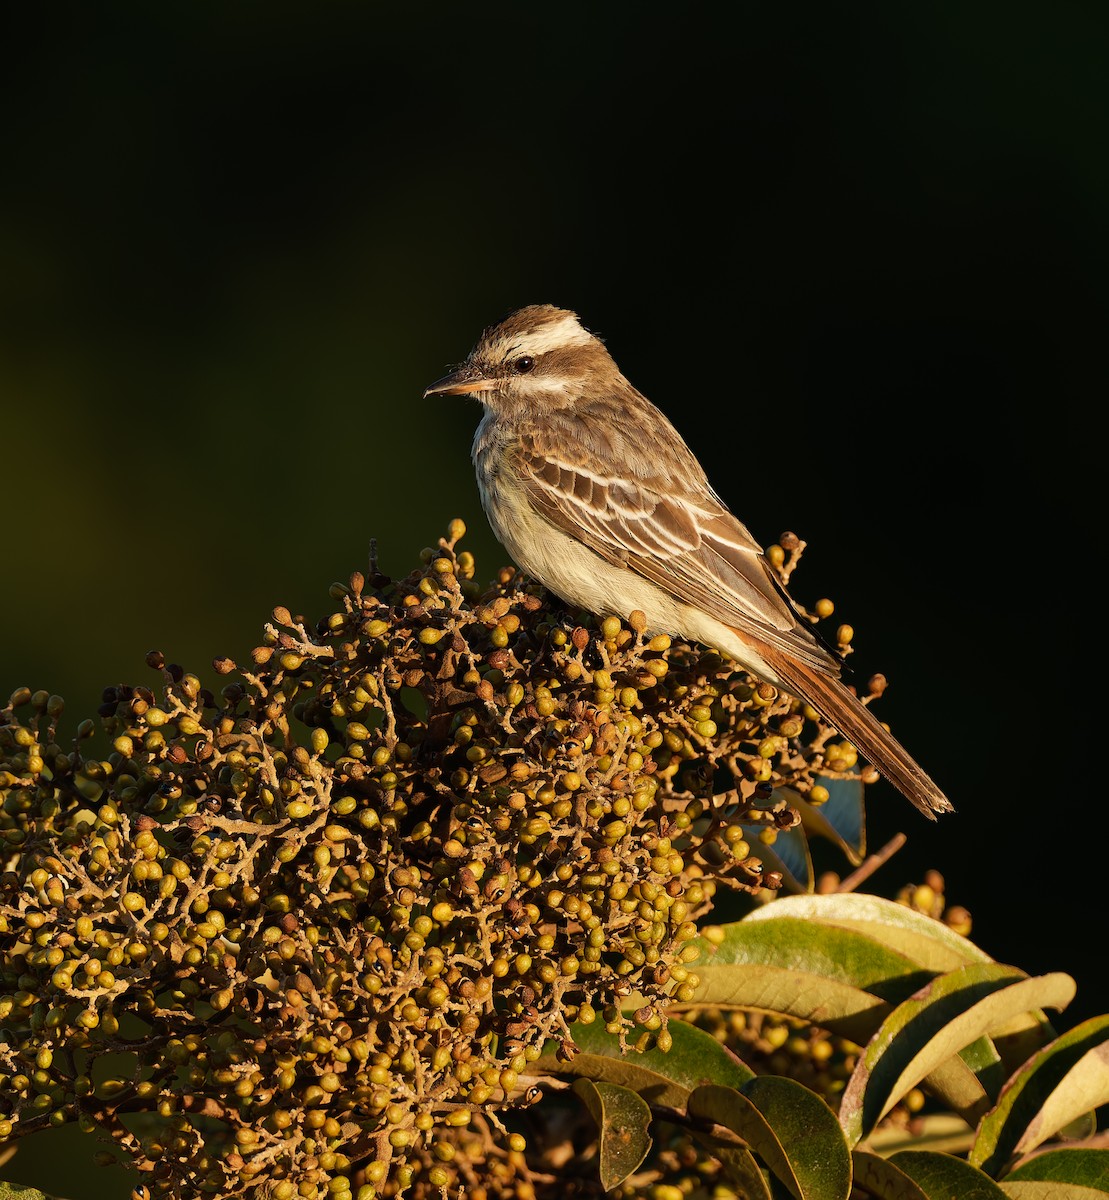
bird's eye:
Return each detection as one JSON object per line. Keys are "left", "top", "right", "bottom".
{"left": 512, "top": 356, "right": 535, "bottom": 374}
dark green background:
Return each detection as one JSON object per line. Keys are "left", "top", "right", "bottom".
{"left": 2, "top": 4, "right": 1105, "bottom": 1194}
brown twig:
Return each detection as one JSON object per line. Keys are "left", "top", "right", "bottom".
{"left": 837, "top": 833, "right": 907, "bottom": 892}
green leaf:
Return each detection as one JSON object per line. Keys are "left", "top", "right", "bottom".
{"left": 685, "top": 915, "right": 931, "bottom": 1043}
{"left": 742, "top": 893, "right": 994, "bottom": 974}
{"left": 888, "top": 1149, "right": 1011, "bottom": 1198}
{"left": 851, "top": 1149, "right": 930, "bottom": 1199}
{"left": 841, "top": 964, "right": 1076, "bottom": 1145}
{"left": 689, "top": 1078, "right": 852, "bottom": 1200}
{"left": 572, "top": 1078, "right": 653, "bottom": 1190}
{"left": 536, "top": 1017, "right": 755, "bottom": 1108}
{"left": 691, "top": 915, "right": 932, "bottom": 999}
{"left": 1004, "top": 1148, "right": 1109, "bottom": 1189}
{"left": 539, "top": 1021, "right": 766, "bottom": 1197}
{"left": 910, "top": 1031, "right": 1015, "bottom": 1133}
{"left": 696, "top": 895, "right": 1058, "bottom": 1084}
{"left": 971, "top": 1016, "right": 1109, "bottom": 1174}
{"left": 744, "top": 896, "right": 1060, "bottom": 1083}
{"left": 917, "top": 1044, "right": 994, "bottom": 1132}
{"left": 999, "top": 1184, "right": 1109, "bottom": 1199}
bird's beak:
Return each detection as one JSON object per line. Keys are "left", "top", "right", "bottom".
{"left": 422, "top": 365, "right": 496, "bottom": 398}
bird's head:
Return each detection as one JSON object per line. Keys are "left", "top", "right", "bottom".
{"left": 422, "top": 304, "right": 616, "bottom": 414}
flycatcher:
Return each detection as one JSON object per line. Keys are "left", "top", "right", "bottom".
{"left": 424, "top": 304, "right": 952, "bottom": 820}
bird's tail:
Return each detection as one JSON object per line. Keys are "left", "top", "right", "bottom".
{"left": 750, "top": 641, "right": 954, "bottom": 820}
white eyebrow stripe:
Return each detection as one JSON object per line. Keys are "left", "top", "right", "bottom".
{"left": 512, "top": 375, "right": 583, "bottom": 395}
{"left": 509, "top": 313, "right": 595, "bottom": 355}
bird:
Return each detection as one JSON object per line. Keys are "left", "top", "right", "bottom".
{"left": 423, "top": 304, "right": 953, "bottom": 820}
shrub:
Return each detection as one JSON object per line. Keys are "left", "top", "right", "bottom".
{"left": 2, "top": 522, "right": 1104, "bottom": 1200}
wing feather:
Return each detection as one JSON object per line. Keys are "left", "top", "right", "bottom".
{"left": 515, "top": 424, "right": 838, "bottom": 673}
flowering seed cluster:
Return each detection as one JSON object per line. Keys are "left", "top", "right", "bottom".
{"left": 0, "top": 520, "right": 863, "bottom": 1199}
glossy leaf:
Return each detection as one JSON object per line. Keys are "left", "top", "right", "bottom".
{"left": 743, "top": 893, "right": 994, "bottom": 974}
{"left": 1003, "top": 1148, "right": 1109, "bottom": 1189}
{"left": 841, "top": 964, "right": 1076, "bottom": 1145}
{"left": 572, "top": 1078, "right": 653, "bottom": 1190}
{"left": 686, "top": 914, "right": 930, "bottom": 1042}
{"left": 889, "top": 1149, "right": 1011, "bottom": 1198}
{"left": 689, "top": 1078, "right": 852, "bottom": 1200}
{"left": 536, "top": 1017, "right": 754, "bottom": 1108}
{"left": 698, "top": 895, "right": 1058, "bottom": 1073}
{"left": 972, "top": 1016, "right": 1109, "bottom": 1174}
{"left": 542, "top": 1021, "right": 767, "bottom": 1196}
{"left": 691, "top": 914, "right": 931, "bottom": 999}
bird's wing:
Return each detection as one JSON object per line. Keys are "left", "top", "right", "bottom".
{"left": 515, "top": 424, "right": 838, "bottom": 673}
